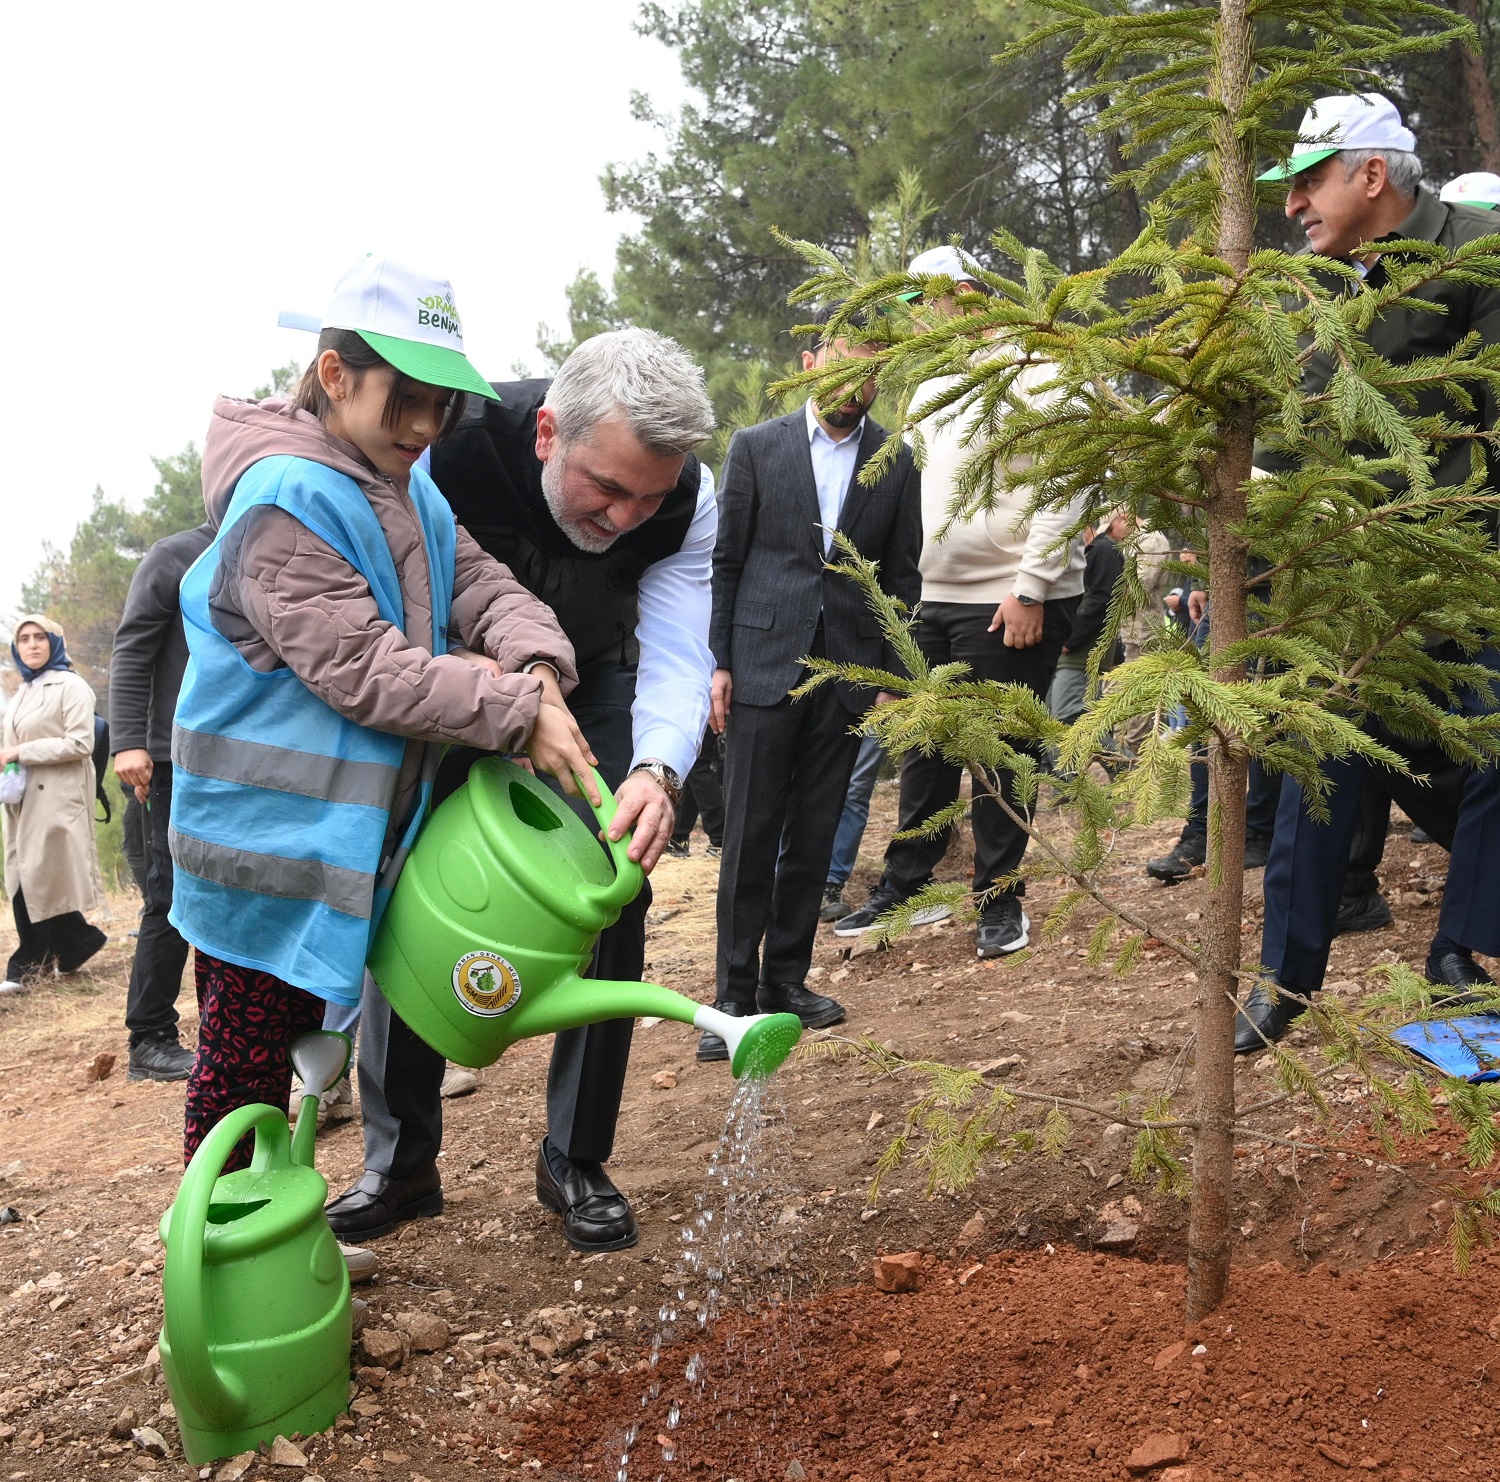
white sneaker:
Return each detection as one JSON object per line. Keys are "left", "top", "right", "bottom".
{"left": 440, "top": 1064, "right": 479, "bottom": 1099}
{"left": 340, "top": 1242, "right": 379, "bottom": 1284}
{"left": 320, "top": 1075, "right": 355, "bottom": 1124}
{"left": 290, "top": 1074, "right": 354, "bottom": 1125}
{"left": 0, "top": 980, "right": 24, "bottom": 996}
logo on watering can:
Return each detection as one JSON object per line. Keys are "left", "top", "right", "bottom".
{"left": 452, "top": 952, "right": 523, "bottom": 1016}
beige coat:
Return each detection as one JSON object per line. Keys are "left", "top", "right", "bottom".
{"left": 2, "top": 668, "right": 106, "bottom": 919}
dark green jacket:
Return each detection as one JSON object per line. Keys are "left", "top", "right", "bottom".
{"left": 1261, "top": 188, "right": 1500, "bottom": 518}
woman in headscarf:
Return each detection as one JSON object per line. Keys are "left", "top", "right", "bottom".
{"left": 1, "top": 615, "right": 107, "bottom": 991}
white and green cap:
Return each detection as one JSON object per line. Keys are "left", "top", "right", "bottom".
{"left": 1258, "top": 93, "right": 1416, "bottom": 183}
{"left": 279, "top": 255, "right": 499, "bottom": 402}
{"left": 1441, "top": 172, "right": 1500, "bottom": 209}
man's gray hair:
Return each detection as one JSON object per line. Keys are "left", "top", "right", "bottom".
{"left": 546, "top": 328, "right": 716, "bottom": 456}
{"left": 1340, "top": 147, "right": 1424, "bottom": 199}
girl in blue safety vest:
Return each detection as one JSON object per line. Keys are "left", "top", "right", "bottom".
{"left": 170, "top": 256, "right": 598, "bottom": 1168}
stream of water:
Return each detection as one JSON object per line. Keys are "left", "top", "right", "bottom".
{"left": 609, "top": 1073, "right": 804, "bottom": 1481}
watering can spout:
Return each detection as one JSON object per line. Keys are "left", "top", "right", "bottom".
{"left": 508, "top": 976, "right": 804, "bottom": 1080}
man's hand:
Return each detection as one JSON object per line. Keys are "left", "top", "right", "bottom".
{"left": 1188, "top": 589, "right": 1208, "bottom": 624}
{"left": 115, "top": 748, "right": 153, "bottom": 804}
{"left": 606, "top": 770, "right": 676, "bottom": 873}
{"left": 991, "top": 594, "right": 1044, "bottom": 648}
{"left": 710, "top": 668, "right": 733, "bottom": 734}
{"left": 524, "top": 705, "right": 601, "bottom": 806}
{"left": 874, "top": 690, "right": 900, "bottom": 706}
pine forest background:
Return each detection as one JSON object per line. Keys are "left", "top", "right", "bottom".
{"left": 14, "top": 0, "right": 1500, "bottom": 886}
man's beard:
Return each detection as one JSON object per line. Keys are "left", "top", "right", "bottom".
{"left": 541, "top": 451, "right": 620, "bottom": 554}
{"left": 819, "top": 402, "right": 867, "bottom": 430}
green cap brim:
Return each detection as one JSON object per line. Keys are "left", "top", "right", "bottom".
{"left": 355, "top": 330, "right": 500, "bottom": 402}
{"left": 1456, "top": 200, "right": 1499, "bottom": 210}
{"left": 1257, "top": 147, "right": 1339, "bottom": 183}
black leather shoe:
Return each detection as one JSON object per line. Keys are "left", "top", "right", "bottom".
{"left": 1426, "top": 951, "right": 1495, "bottom": 1007}
{"left": 1146, "top": 833, "right": 1206, "bottom": 884}
{"left": 326, "top": 1166, "right": 443, "bottom": 1239}
{"left": 1242, "top": 832, "right": 1272, "bottom": 871}
{"left": 1233, "top": 978, "right": 1310, "bottom": 1055}
{"left": 535, "top": 1141, "right": 639, "bottom": 1252}
{"left": 696, "top": 1000, "right": 751, "bottom": 1062}
{"left": 1334, "top": 889, "right": 1393, "bottom": 937}
{"left": 756, "top": 981, "right": 846, "bottom": 1030}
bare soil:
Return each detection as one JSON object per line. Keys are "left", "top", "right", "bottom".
{"left": 0, "top": 783, "right": 1493, "bottom": 1481}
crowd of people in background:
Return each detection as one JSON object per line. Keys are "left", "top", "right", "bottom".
{"left": 3, "top": 91, "right": 1499, "bottom": 1279}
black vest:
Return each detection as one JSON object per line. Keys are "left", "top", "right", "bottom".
{"left": 431, "top": 380, "right": 699, "bottom": 671}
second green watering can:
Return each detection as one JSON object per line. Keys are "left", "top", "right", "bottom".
{"left": 369, "top": 757, "right": 802, "bottom": 1079}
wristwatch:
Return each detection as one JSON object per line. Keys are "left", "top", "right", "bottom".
{"left": 1013, "top": 594, "right": 1040, "bottom": 607}
{"left": 628, "top": 758, "right": 683, "bottom": 807}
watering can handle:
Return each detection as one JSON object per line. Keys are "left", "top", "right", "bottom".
{"left": 576, "top": 767, "right": 647, "bottom": 921}
{"left": 162, "top": 1104, "right": 290, "bottom": 1428}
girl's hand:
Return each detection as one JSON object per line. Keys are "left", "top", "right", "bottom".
{"left": 0, "top": 748, "right": 19, "bottom": 767}
{"left": 524, "top": 704, "right": 601, "bottom": 806}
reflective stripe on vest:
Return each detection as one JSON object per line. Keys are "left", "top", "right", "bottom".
{"left": 172, "top": 727, "right": 399, "bottom": 809}
{"left": 169, "top": 827, "right": 376, "bottom": 918}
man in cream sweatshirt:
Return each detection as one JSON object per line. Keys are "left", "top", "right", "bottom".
{"left": 835, "top": 247, "right": 1085, "bottom": 956}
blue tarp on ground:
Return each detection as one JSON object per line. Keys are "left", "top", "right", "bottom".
{"left": 1389, "top": 1016, "right": 1500, "bottom": 1082}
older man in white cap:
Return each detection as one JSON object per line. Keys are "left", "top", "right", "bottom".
{"left": 835, "top": 246, "right": 1086, "bottom": 958}
{"left": 1234, "top": 94, "right": 1500, "bottom": 1052}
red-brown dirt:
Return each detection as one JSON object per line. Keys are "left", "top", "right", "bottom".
{"left": 1, "top": 784, "right": 1496, "bottom": 1481}
{"left": 532, "top": 1245, "right": 1500, "bottom": 1480}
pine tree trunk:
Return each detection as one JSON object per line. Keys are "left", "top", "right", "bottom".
{"left": 1185, "top": 0, "right": 1257, "bottom": 1325}
{"left": 1453, "top": 0, "right": 1500, "bottom": 172}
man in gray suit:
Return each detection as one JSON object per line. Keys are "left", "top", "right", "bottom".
{"left": 699, "top": 306, "right": 922, "bottom": 1060}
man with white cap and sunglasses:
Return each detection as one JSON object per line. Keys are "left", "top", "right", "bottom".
{"left": 1233, "top": 94, "right": 1500, "bottom": 1051}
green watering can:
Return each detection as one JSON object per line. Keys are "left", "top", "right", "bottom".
{"left": 369, "top": 757, "right": 803, "bottom": 1080}
{"left": 158, "top": 1032, "right": 353, "bottom": 1465}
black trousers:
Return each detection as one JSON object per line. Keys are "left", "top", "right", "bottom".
{"left": 673, "top": 728, "right": 725, "bottom": 846}
{"left": 123, "top": 762, "right": 193, "bottom": 1047}
{"left": 716, "top": 679, "right": 863, "bottom": 1004}
{"left": 883, "top": 598, "right": 1075, "bottom": 898}
{"left": 1341, "top": 743, "right": 1464, "bottom": 897}
{"left": 7, "top": 887, "right": 106, "bottom": 981}
{"left": 120, "top": 789, "right": 149, "bottom": 897}
{"left": 358, "top": 663, "right": 648, "bottom": 1177}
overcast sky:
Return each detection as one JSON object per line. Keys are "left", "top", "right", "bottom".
{"left": 1, "top": 1, "right": 685, "bottom": 620}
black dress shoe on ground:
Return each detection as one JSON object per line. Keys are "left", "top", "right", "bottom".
{"left": 1146, "top": 833, "right": 1206, "bottom": 884}
{"left": 535, "top": 1140, "right": 639, "bottom": 1252}
{"left": 696, "top": 1000, "right": 752, "bottom": 1062}
{"left": 756, "top": 981, "right": 846, "bottom": 1029}
{"left": 1425, "top": 951, "right": 1495, "bottom": 1007}
{"left": 1233, "top": 979, "right": 1310, "bottom": 1055}
{"left": 819, "top": 882, "right": 851, "bottom": 923}
{"left": 975, "top": 894, "right": 1030, "bottom": 958}
{"left": 326, "top": 1166, "right": 443, "bottom": 1239}
{"left": 1242, "top": 831, "right": 1273, "bottom": 871}
{"left": 1334, "top": 889, "right": 1393, "bottom": 937}
{"left": 127, "top": 1039, "right": 195, "bottom": 1082}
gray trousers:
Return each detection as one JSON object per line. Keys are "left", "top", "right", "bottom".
{"left": 356, "top": 663, "right": 648, "bottom": 1178}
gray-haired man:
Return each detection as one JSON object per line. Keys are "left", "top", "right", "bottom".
{"left": 328, "top": 329, "right": 717, "bottom": 1251}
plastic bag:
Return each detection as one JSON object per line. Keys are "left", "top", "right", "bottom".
{"left": 0, "top": 762, "right": 27, "bottom": 806}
